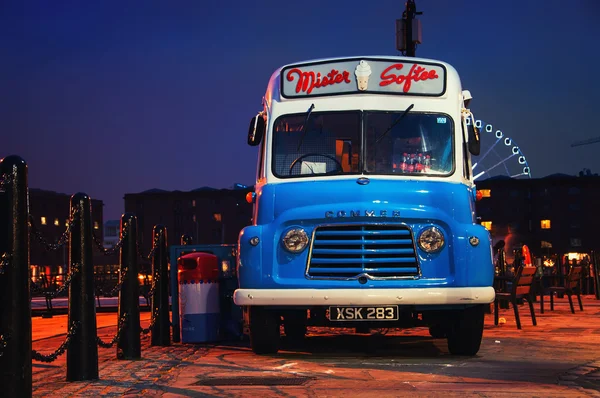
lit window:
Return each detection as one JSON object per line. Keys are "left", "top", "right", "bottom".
{"left": 481, "top": 221, "right": 492, "bottom": 231}
{"left": 54, "top": 218, "right": 59, "bottom": 226}
{"left": 479, "top": 189, "right": 491, "bottom": 198}
{"left": 192, "top": 214, "right": 196, "bottom": 222}
{"left": 213, "top": 213, "right": 222, "bottom": 222}
{"left": 540, "top": 219, "right": 551, "bottom": 229}
{"left": 65, "top": 219, "right": 69, "bottom": 227}
{"left": 192, "top": 199, "right": 196, "bottom": 207}
{"left": 94, "top": 222, "right": 99, "bottom": 230}
{"left": 41, "top": 217, "right": 47, "bottom": 225}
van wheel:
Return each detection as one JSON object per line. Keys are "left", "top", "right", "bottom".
{"left": 283, "top": 310, "right": 307, "bottom": 340}
{"left": 249, "top": 307, "right": 280, "bottom": 354}
{"left": 447, "top": 305, "right": 485, "bottom": 356}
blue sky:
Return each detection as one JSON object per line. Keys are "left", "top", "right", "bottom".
{"left": 2, "top": 0, "right": 599, "bottom": 220}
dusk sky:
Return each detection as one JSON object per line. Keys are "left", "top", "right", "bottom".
{"left": 2, "top": 0, "right": 599, "bottom": 221}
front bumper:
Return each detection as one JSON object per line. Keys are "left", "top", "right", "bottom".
{"left": 233, "top": 286, "right": 495, "bottom": 306}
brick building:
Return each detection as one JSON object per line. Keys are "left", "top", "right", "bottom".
{"left": 123, "top": 185, "right": 253, "bottom": 256}
{"left": 28, "top": 189, "right": 105, "bottom": 269}
{"left": 475, "top": 173, "right": 600, "bottom": 258}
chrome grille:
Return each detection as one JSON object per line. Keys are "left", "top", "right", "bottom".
{"left": 307, "top": 224, "right": 419, "bottom": 279}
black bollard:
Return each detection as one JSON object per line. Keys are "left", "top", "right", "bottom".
{"left": 117, "top": 213, "right": 140, "bottom": 359}
{"left": 67, "top": 193, "right": 98, "bottom": 381}
{"left": 0, "top": 156, "right": 32, "bottom": 398}
{"left": 151, "top": 225, "right": 170, "bottom": 346}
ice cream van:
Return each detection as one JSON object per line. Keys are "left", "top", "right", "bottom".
{"left": 233, "top": 56, "right": 494, "bottom": 355}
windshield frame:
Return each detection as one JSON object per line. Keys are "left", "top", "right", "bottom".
{"left": 270, "top": 110, "right": 456, "bottom": 180}
{"left": 362, "top": 110, "right": 456, "bottom": 178}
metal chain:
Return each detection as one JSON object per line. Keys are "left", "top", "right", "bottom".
{"left": 0, "top": 252, "right": 10, "bottom": 275}
{"left": 44, "top": 263, "right": 80, "bottom": 299}
{"left": 0, "top": 333, "right": 8, "bottom": 356}
{"left": 137, "top": 229, "right": 163, "bottom": 262}
{"left": 0, "top": 172, "right": 12, "bottom": 191}
{"left": 32, "top": 321, "right": 79, "bottom": 363}
{"left": 97, "top": 313, "right": 129, "bottom": 348}
{"left": 140, "top": 309, "right": 160, "bottom": 335}
{"left": 144, "top": 271, "right": 159, "bottom": 299}
{"left": 106, "top": 266, "right": 128, "bottom": 297}
{"left": 92, "top": 221, "right": 129, "bottom": 256}
{"left": 29, "top": 206, "right": 79, "bottom": 252}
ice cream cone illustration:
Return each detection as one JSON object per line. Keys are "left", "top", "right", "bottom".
{"left": 355, "top": 60, "right": 372, "bottom": 91}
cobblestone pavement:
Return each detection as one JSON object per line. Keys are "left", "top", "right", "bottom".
{"left": 30, "top": 296, "right": 600, "bottom": 397}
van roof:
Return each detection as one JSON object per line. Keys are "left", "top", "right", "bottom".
{"left": 263, "top": 55, "right": 460, "bottom": 107}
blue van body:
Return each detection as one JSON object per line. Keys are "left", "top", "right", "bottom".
{"left": 238, "top": 179, "right": 493, "bottom": 297}
{"left": 234, "top": 56, "right": 495, "bottom": 355}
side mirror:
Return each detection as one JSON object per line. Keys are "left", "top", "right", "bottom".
{"left": 468, "top": 123, "right": 480, "bottom": 156}
{"left": 462, "top": 90, "right": 479, "bottom": 156}
{"left": 247, "top": 114, "right": 265, "bottom": 146}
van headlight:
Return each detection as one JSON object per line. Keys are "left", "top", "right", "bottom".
{"left": 282, "top": 228, "right": 309, "bottom": 253}
{"left": 418, "top": 226, "right": 445, "bottom": 253}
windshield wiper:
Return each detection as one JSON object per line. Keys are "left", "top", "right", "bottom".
{"left": 375, "top": 103, "right": 414, "bottom": 144}
{"left": 296, "top": 103, "right": 315, "bottom": 151}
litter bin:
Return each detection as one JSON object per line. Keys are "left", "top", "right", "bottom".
{"left": 178, "top": 252, "right": 220, "bottom": 342}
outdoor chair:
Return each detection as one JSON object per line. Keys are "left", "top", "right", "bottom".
{"left": 542, "top": 265, "right": 583, "bottom": 314}
{"left": 494, "top": 266, "right": 537, "bottom": 329}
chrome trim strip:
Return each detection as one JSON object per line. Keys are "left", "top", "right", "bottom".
{"left": 304, "top": 221, "right": 421, "bottom": 281}
{"left": 234, "top": 287, "right": 496, "bottom": 306}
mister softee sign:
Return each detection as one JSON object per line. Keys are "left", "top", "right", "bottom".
{"left": 281, "top": 58, "right": 446, "bottom": 98}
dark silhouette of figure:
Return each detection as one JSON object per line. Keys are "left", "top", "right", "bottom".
{"left": 493, "top": 240, "right": 506, "bottom": 276}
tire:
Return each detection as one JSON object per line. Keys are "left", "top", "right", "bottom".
{"left": 283, "top": 310, "right": 307, "bottom": 340}
{"left": 249, "top": 306, "right": 280, "bottom": 355}
{"left": 447, "top": 304, "right": 485, "bottom": 356}
{"left": 428, "top": 324, "right": 446, "bottom": 338}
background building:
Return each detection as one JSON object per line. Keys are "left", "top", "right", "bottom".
{"left": 475, "top": 173, "right": 600, "bottom": 260}
{"left": 123, "top": 184, "right": 253, "bottom": 258}
{"left": 26, "top": 189, "right": 106, "bottom": 288}
{"left": 103, "top": 219, "right": 120, "bottom": 249}
{"left": 28, "top": 189, "right": 104, "bottom": 268}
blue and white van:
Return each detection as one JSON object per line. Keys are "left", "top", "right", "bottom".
{"left": 234, "top": 56, "right": 494, "bottom": 355}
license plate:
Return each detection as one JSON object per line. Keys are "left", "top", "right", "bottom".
{"left": 328, "top": 306, "right": 399, "bottom": 321}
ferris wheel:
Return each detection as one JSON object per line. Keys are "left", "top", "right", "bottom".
{"left": 468, "top": 118, "right": 531, "bottom": 181}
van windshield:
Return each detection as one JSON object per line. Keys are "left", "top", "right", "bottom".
{"left": 271, "top": 111, "right": 453, "bottom": 178}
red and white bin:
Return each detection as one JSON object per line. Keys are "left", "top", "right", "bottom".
{"left": 177, "top": 252, "right": 220, "bottom": 343}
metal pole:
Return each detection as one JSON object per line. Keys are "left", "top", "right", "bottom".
{"left": 67, "top": 193, "right": 98, "bottom": 381}
{"left": 171, "top": 234, "right": 192, "bottom": 343}
{"left": 0, "top": 155, "right": 31, "bottom": 398}
{"left": 117, "top": 213, "right": 140, "bottom": 359}
{"left": 151, "top": 225, "right": 170, "bottom": 346}
{"left": 405, "top": 0, "right": 415, "bottom": 57}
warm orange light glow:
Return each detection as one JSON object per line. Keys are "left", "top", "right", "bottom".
{"left": 481, "top": 221, "right": 492, "bottom": 231}
{"left": 479, "top": 189, "right": 491, "bottom": 198}
{"left": 522, "top": 244, "right": 532, "bottom": 266}
{"left": 246, "top": 192, "right": 254, "bottom": 204}
{"left": 476, "top": 191, "right": 483, "bottom": 201}
{"left": 540, "top": 219, "right": 551, "bottom": 229}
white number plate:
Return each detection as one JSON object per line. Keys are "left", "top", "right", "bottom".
{"left": 328, "top": 306, "right": 398, "bottom": 321}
